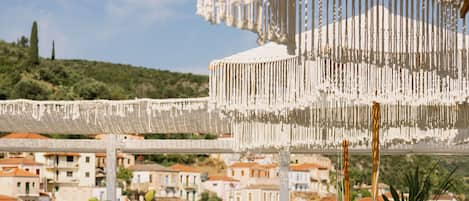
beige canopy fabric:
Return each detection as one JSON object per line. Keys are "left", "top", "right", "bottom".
{"left": 0, "top": 98, "right": 230, "bottom": 134}
{"left": 198, "top": 0, "right": 466, "bottom": 76}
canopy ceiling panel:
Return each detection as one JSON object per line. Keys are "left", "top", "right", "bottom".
{"left": 199, "top": 0, "right": 466, "bottom": 76}
{"left": 0, "top": 98, "right": 230, "bottom": 135}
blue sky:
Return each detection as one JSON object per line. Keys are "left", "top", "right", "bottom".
{"left": 0, "top": 0, "right": 258, "bottom": 74}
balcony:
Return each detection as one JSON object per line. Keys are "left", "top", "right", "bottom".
{"left": 183, "top": 183, "right": 198, "bottom": 190}
{"left": 46, "top": 161, "right": 79, "bottom": 169}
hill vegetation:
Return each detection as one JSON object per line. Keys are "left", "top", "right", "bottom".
{"left": 0, "top": 40, "right": 208, "bottom": 100}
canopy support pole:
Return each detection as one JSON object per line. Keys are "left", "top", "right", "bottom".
{"left": 279, "top": 149, "right": 290, "bottom": 201}
{"left": 106, "top": 134, "right": 117, "bottom": 201}
{"left": 343, "top": 140, "right": 350, "bottom": 201}
{"left": 372, "top": 102, "right": 381, "bottom": 201}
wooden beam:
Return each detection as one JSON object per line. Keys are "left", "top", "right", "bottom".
{"left": 371, "top": 102, "right": 381, "bottom": 201}
{"left": 343, "top": 140, "right": 350, "bottom": 201}
{"left": 461, "top": 0, "right": 469, "bottom": 18}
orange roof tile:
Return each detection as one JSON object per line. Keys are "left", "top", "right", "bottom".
{"left": 357, "top": 197, "right": 385, "bottom": 201}
{"left": 0, "top": 168, "right": 39, "bottom": 177}
{"left": 95, "top": 153, "right": 126, "bottom": 158}
{"left": 0, "top": 157, "right": 43, "bottom": 166}
{"left": 290, "top": 163, "right": 328, "bottom": 171}
{"left": 260, "top": 163, "right": 278, "bottom": 169}
{"left": 208, "top": 175, "right": 239, "bottom": 182}
{"left": 320, "top": 196, "right": 337, "bottom": 201}
{"left": 2, "top": 132, "right": 48, "bottom": 139}
{"left": 229, "top": 162, "right": 259, "bottom": 168}
{"left": 44, "top": 152, "right": 80, "bottom": 157}
{"left": 170, "top": 164, "right": 200, "bottom": 173}
{"left": 0, "top": 195, "right": 16, "bottom": 201}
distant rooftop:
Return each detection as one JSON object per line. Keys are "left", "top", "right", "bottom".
{"left": 0, "top": 157, "right": 43, "bottom": 166}
{"left": 1, "top": 132, "right": 48, "bottom": 139}
{"left": 243, "top": 184, "right": 280, "bottom": 191}
{"left": 207, "top": 175, "right": 239, "bottom": 182}
{"left": 170, "top": 164, "right": 200, "bottom": 173}
{"left": 128, "top": 164, "right": 175, "bottom": 172}
{"left": 0, "top": 195, "right": 16, "bottom": 201}
{"left": 0, "top": 167, "right": 39, "bottom": 177}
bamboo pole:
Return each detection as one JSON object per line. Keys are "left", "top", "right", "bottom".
{"left": 371, "top": 102, "right": 381, "bottom": 201}
{"left": 343, "top": 140, "right": 350, "bottom": 201}
{"left": 462, "top": 0, "right": 469, "bottom": 18}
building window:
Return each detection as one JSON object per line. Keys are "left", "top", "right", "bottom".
{"left": 55, "top": 186, "right": 59, "bottom": 192}
{"left": 248, "top": 192, "right": 252, "bottom": 201}
{"left": 193, "top": 176, "right": 197, "bottom": 184}
{"left": 85, "top": 156, "right": 90, "bottom": 163}
{"left": 251, "top": 170, "right": 255, "bottom": 177}
{"left": 17, "top": 182, "right": 21, "bottom": 187}
{"left": 66, "top": 171, "right": 73, "bottom": 177}
{"left": 25, "top": 168, "right": 29, "bottom": 171}
{"left": 150, "top": 174, "right": 152, "bottom": 183}
{"left": 85, "top": 172, "right": 90, "bottom": 178}
{"left": 241, "top": 170, "right": 244, "bottom": 176}
{"left": 66, "top": 156, "right": 74, "bottom": 162}
{"left": 231, "top": 170, "right": 235, "bottom": 177}
{"left": 127, "top": 159, "right": 130, "bottom": 165}
{"left": 32, "top": 182, "right": 35, "bottom": 187}
{"left": 25, "top": 182, "right": 30, "bottom": 194}
{"left": 36, "top": 169, "right": 40, "bottom": 175}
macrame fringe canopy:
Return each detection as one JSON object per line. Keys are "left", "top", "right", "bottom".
{"left": 199, "top": 0, "right": 467, "bottom": 76}
{"left": 0, "top": 98, "right": 230, "bottom": 134}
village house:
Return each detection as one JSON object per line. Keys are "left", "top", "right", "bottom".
{"left": 227, "top": 162, "right": 279, "bottom": 188}
{"left": 129, "top": 163, "right": 178, "bottom": 197}
{"left": 289, "top": 163, "right": 331, "bottom": 196}
{"left": 0, "top": 157, "right": 45, "bottom": 190}
{"left": 0, "top": 167, "right": 40, "bottom": 201}
{"left": 0, "top": 133, "right": 49, "bottom": 159}
{"left": 170, "top": 164, "right": 202, "bottom": 201}
{"left": 203, "top": 175, "right": 240, "bottom": 201}
{"left": 231, "top": 184, "right": 280, "bottom": 201}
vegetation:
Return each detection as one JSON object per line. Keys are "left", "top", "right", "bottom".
{"left": 331, "top": 155, "right": 469, "bottom": 201}
{"left": 29, "top": 21, "right": 39, "bottom": 65}
{"left": 144, "top": 190, "right": 155, "bottom": 201}
{"left": 0, "top": 38, "right": 208, "bottom": 100}
{"left": 382, "top": 165, "right": 457, "bottom": 201}
{"left": 51, "top": 40, "right": 55, "bottom": 60}
{"left": 88, "top": 198, "right": 98, "bottom": 201}
{"left": 117, "top": 166, "right": 133, "bottom": 189}
{"left": 199, "top": 191, "right": 222, "bottom": 201}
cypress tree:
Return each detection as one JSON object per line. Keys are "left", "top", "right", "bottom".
{"left": 29, "top": 21, "right": 39, "bottom": 65}
{"left": 51, "top": 40, "right": 55, "bottom": 60}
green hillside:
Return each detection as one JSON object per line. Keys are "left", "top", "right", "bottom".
{"left": 0, "top": 40, "right": 208, "bottom": 100}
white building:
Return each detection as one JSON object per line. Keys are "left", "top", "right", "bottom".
{"left": 203, "top": 175, "right": 240, "bottom": 201}
{"left": 0, "top": 167, "right": 41, "bottom": 201}
{"left": 36, "top": 152, "right": 96, "bottom": 192}
{"left": 289, "top": 163, "right": 331, "bottom": 196}
{"left": 0, "top": 157, "right": 45, "bottom": 190}
{"left": 227, "top": 162, "right": 279, "bottom": 188}
{"left": 129, "top": 164, "right": 178, "bottom": 197}
{"left": 54, "top": 186, "right": 124, "bottom": 201}
{"left": 170, "top": 164, "right": 202, "bottom": 201}
{"left": 231, "top": 184, "right": 279, "bottom": 201}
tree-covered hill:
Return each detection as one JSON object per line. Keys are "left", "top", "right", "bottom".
{"left": 0, "top": 40, "right": 208, "bottom": 100}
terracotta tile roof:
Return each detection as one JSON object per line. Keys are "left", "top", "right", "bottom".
{"left": 320, "top": 196, "right": 337, "bottom": 201}
{"left": 44, "top": 152, "right": 80, "bottom": 157}
{"left": 260, "top": 163, "right": 278, "bottom": 169}
{"left": 95, "top": 153, "right": 125, "bottom": 158}
{"left": 357, "top": 197, "right": 385, "bottom": 201}
{"left": 170, "top": 164, "right": 200, "bottom": 173}
{"left": 229, "top": 162, "right": 259, "bottom": 168}
{"left": 0, "top": 167, "right": 39, "bottom": 177}
{"left": 243, "top": 184, "right": 279, "bottom": 190}
{"left": 207, "top": 175, "right": 239, "bottom": 182}
{"left": 2, "top": 132, "right": 48, "bottom": 139}
{"left": 0, "top": 157, "right": 43, "bottom": 166}
{"left": 0, "top": 195, "right": 16, "bottom": 201}
{"left": 290, "top": 163, "right": 328, "bottom": 171}
{"left": 129, "top": 164, "right": 175, "bottom": 172}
